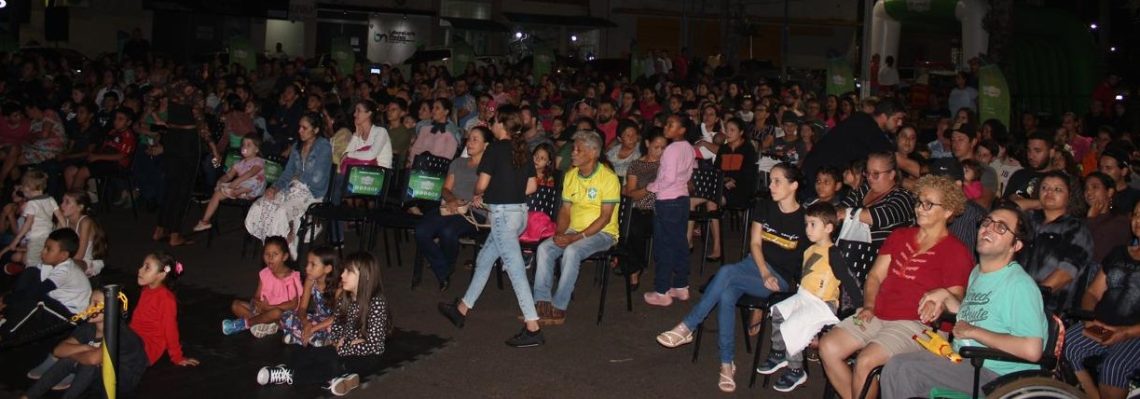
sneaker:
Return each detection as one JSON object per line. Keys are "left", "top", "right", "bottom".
{"left": 805, "top": 348, "right": 820, "bottom": 363}
{"left": 505, "top": 327, "right": 545, "bottom": 348}
{"left": 539, "top": 308, "right": 566, "bottom": 326}
{"left": 282, "top": 333, "right": 295, "bottom": 345}
{"left": 3, "top": 262, "right": 24, "bottom": 276}
{"left": 328, "top": 373, "right": 360, "bottom": 396}
{"left": 250, "top": 323, "right": 279, "bottom": 338}
{"left": 756, "top": 354, "right": 788, "bottom": 375}
{"left": 221, "top": 318, "right": 248, "bottom": 335}
{"left": 667, "top": 287, "right": 691, "bottom": 301}
{"left": 27, "top": 356, "right": 57, "bottom": 380}
{"left": 437, "top": 299, "right": 466, "bottom": 328}
{"left": 51, "top": 373, "right": 74, "bottom": 391}
{"left": 773, "top": 368, "right": 807, "bottom": 392}
{"left": 257, "top": 364, "right": 294, "bottom": 385}
{"left": 643, "top": 291, "right": 674, "bottom": 307}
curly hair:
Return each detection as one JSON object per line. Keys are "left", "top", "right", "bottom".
{"left": 914, "top": 174, "right": 966, "bottom": 218}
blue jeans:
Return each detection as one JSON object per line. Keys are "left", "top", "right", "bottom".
{"left": 461, "top": 203, "right": 538, "bottom": 321}
{"left": 681, "top": 256, "right": 791, "bottom": 364}
{"left": 653, "top": 197, "right": 691, "bottom": 294}
{"left": 414, "top": 208, "right": 477, "bottom": 282}
{"left": 532, "top": 230, "right": 616, "bottom": 311}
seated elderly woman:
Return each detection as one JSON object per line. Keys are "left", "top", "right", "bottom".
{"left": 881, "top": 205, "right": 1048, "bottom": 398}
{"left": 414, "top": 126, "right": 490, "bottom": 291}
{"left": 1064, "top": 200, "right": 1140, "bottom": 399}
{"left": 245, "top": 112, "right": 332, "bottom": 259}
{"left": 819, "top": 175, "right": 975, "bottom": 399}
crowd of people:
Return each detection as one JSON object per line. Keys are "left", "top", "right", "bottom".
{"left": 0, "top": 35, "right": 1136, "bottom": 398}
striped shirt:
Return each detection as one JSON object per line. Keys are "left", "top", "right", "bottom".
{"left": 839, "top": 184, "right": 916, "bottom": 251}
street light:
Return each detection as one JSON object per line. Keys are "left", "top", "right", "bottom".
{"left": 515, "top": 31, "right": 523, "bottom": 39}
{"left": 570, "top": 34, "right": 578, "bottom": 42}
{"left": 1111, "top": 46, "right": 1118, "bottom": 52}
{"left": 1090, "top": 23, "right": 1098, "bottom": 30}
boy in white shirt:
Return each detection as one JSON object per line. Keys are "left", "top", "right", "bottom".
{"left": 0, "top": 229, "right": 90, "bottom": 341}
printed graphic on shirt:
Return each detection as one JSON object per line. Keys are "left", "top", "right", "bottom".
{"left": 761, "top": 224, "right": 800, "bottom": 250}
{"left": 891, "top": 241, "right": 929, "bottom": 281}
{"left": 957, "top": 290, "right": 992, "bottom": 324}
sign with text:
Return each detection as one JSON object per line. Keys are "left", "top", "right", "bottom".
{"left": 405, "top": 170, "right": 444, "bottom": 201}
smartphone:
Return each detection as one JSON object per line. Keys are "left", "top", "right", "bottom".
{"left": 370, "top": 67, "right": 382, "bottom": 75}
{"left": 1087, "top": 325, "right": 1114, "bottom": 341}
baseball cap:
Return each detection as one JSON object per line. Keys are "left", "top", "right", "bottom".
{"left": 929, "top": 158, "right": 965, "bottom": 181}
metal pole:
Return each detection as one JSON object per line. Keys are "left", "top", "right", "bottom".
{"left": 104, "top": 284, "right": 121, "bottom": 399}
{"left": 859, "top": 0, "right": 874, "bottom": 98}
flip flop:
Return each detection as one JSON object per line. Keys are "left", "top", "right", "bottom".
{"left": 656, "top": 329, "right": 694, "bottom": 348}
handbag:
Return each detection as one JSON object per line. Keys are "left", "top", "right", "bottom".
{"left": 835, "top": 208, "right": 876, "bottom": 307}
{"left": 439, "top": 201, "right": 470, "bottom": 216}
{"left": 519, "top": 211, "right": 556, "bottom": 243}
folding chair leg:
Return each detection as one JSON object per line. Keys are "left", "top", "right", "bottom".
{"left": 691, "top": 322, "right": 704, "bottom": 363}
{"left": 749, "top": 322, "right": 766, "bottom": 388}
{"left": 739, "top": 306, "right": 753, "bottom": 354}
{"left": 597, "top": 257, "right": 610, "bottom": 325}
{"left": 623, "top": 273, "right": 633, "bottom": 312}
{"left": 411, "top": 250, "right": 424, "bottom": 289}
{"left": 857, "top": 366, "right": 883, "bottom": 399}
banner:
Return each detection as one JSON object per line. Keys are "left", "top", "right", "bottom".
{"left": 978, "top": 64, "right": 1010, "bottom": 129}
{"left": 228, "top": 37, "right": 256, "bottom": 71}
{"left": 532, "top": 42, "right": 553, "bottom": 80}
{"left": 826, "top": 57, "right": 855, "bottom": 96}
{"left": 330, "top": 37, "right": 355, "bottom": 76}
{"left": 451, "top": 40, "right": 475, "bottom": 75}
{"left": 347, "top": 167, "right": 386, "bottom": 196}
{"left": 405, "top": 170, "right": 444, "bottom": 201}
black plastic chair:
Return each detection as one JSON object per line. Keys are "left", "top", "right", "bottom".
{"left": 689, "top": 164, "right": 725, "bottom": 276}
{"left": 93, "top": 169, "right": 138, "bottom": 219}
{"left": 301, "top": 165, "right": 391, "bottom": 258}
{"left": 383, "top": 153, "right": 450, "bottom": 270}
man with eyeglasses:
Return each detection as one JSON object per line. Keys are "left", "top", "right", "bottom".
{"left": 881, "top": 205, "right": 1048, "bottom": 398}
{"left": 801, "top": 100, "right": 904, "bottom": 197}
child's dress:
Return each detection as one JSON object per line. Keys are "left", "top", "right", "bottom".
{"left": 219, "top": 157, "right": 266, "bottom": 199}
{"left": 256, "top": 266, "right": 302, "bottom": 317}
{"left": 281, "top": 284, "right": 334, "bottom": 346}
{"left": 963, "top": 180, "right": 984, "bottom": 201}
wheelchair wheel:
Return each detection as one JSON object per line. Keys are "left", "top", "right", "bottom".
{"left": 986, "top": 376, "right": 1086, "bottom": 399}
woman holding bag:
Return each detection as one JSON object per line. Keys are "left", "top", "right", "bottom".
{"left": 836, "top": 151, "right": 916, "bottom": 253}
{"left": 437, "top": 105, "right": 543, "bottom": 348}
{"left": 413, "top": 126, "right": 490, "bottom": 291}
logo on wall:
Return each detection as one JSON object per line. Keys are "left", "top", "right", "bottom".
{"left": 374, "top": 30, "right": 416, "bottom": 44}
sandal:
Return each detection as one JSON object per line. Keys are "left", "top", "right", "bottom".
{"left": 192, "top": 221, "right": 212, "bottom": 232}
{"left": 718, "top": 363, "right": 736, "bottom": 393}
{"left": 655, "top": 328, "right": 694, "bottom": 348}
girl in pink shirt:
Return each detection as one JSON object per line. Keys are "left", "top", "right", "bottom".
{"left": 223, "top": 236, "right": 302, "bottom": 337}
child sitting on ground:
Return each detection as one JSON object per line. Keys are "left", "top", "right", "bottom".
{"left": 281, "top": 246, "right": 340, "bottom": 346}
{"left": 194, "top": 133, "right": 266, "bottom": 232}
{"left": 1, "top": 170, "right": 63, "bottom": 274}
{"left": 21, "top": 289, "right": 149, "bottom": 399}
{"left": 755, "top": 202, "right": 863, "bottom": 392}
{"left": 257, "top": 251, "right": 391, "bottom": 397}
{"left": 131, "top": 251, "right": 200, "bottom": 366}
{"left": 223, "top": 236, "right": 301, "bottom": 337}
{"left": 0, "top": 229, "right": 90, "bottom": 342}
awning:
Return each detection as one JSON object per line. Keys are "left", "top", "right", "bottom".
{"left": 441, "top": 17, "right": 511, "bottom": 32}
{"left": 503, "top": 12, "right": 617, "bottom": 28}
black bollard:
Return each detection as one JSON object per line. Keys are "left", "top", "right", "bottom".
{"left": 103, "top": 284, "right": 121, "bottom": 399}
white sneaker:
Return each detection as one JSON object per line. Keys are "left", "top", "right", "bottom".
{"left": 27, "top": 355, "right": 57, "bottom": 380}
{"left": 250, "top": 323, "right": 279, "bottom": 338}
{"left": 257, "top": 364, "right": 293, "bottom": 385}
{"left": 329, "top": 373, "right": 360, "bottom": 396}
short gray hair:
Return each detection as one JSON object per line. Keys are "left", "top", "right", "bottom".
{"left": 572, "top": 130, "right": 603, "bottom": 155}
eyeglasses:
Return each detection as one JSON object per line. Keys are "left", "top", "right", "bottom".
{"left": 863, "top": 169, "right": 894, "bottom": 180}
{"left": 1040, "top": 185, "right": 1067, "bottom": 194}
{"left": 979, "top": 217, "right": 1016, "bottom": 237}
{"left": 914, "top": 200, "right": 943, "bottom": 211}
